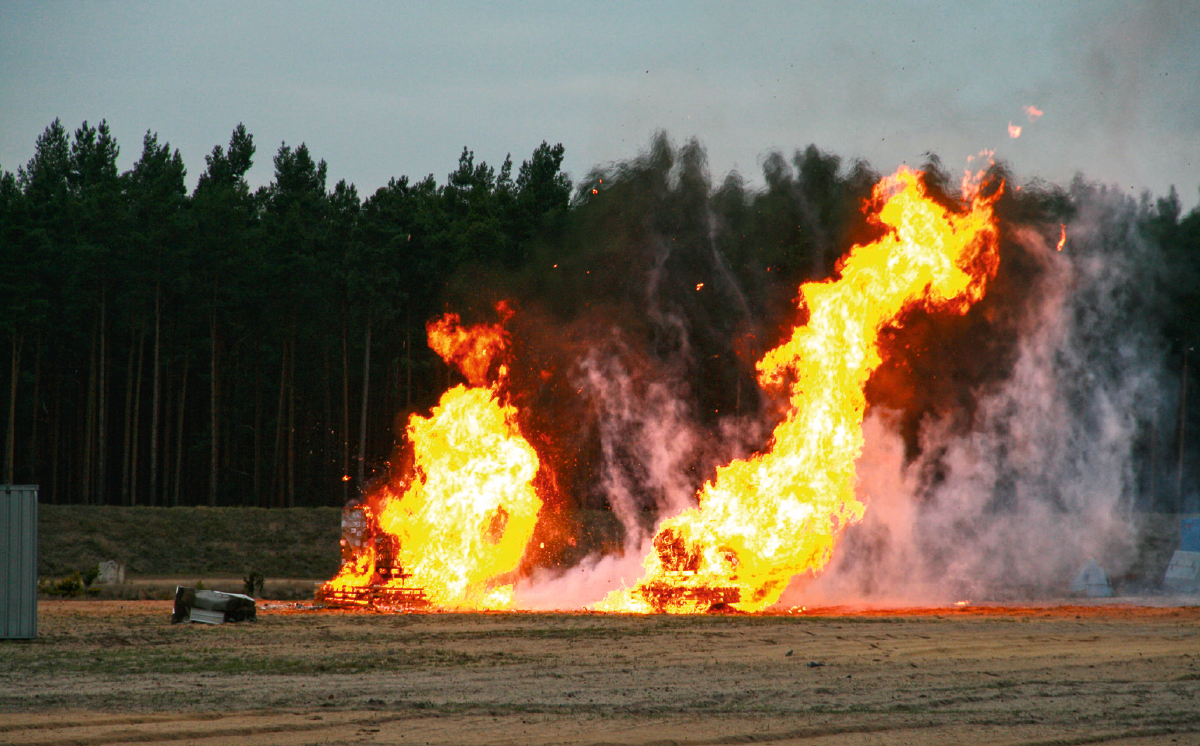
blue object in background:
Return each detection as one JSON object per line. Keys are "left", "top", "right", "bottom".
{"left": 1182, "top": 518, "right": 1200, "bottom": 552}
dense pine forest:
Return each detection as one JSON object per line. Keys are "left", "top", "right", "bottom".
{"left": 0, "top": 120, "right": 574, "bottom": 508}
{"left": 3, "top": 119, "right": 1199, "bottom": 511}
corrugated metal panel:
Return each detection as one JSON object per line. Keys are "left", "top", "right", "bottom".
{"left": 1, "top": 485, "right": 38, "bottom": 639}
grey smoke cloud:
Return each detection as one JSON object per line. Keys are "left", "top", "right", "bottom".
{"left": 575, "top": 340, "right": 700, "bottom": 542}
{"left": 790, "top": 183, "right": 1170, "bottom": 606}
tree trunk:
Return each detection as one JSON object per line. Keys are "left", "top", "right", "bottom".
{"left": 1178, "top": 350, "right": 1189, "bottom": 511}
{"left": 341, "top": 308, "right": 350, "bottom": 504}
{"left": 1146, "top": 409, "right": 1157, "bottom": 506}
{"left": 121, "top": 323, "right": 137, "bottom": 505}
{"left": 287, "top": 333, "right": 296, "bottom": 508}
{"left": 209, "top": 309, "right": 219, "bottom": 507}
{"left": 406, "top": 309, "right": 413, "bottom": 409}
{"left": 254, "top": 358, "right": 262, "bottom": 507}
{"left": 97, "top": 291, "right": 107, "bottom": 504}
{"left": 149, "top": 284, "right": 161, "bottom": 505}
{"left": 4, "top": 332, "right": 21, "bottom": 485}
{"left": 28, "top": 335, "right": 41, "bottom": 482}
{"left": 272, "top": 340, "right": 288, "bottom": 507}
{"left": 173, "top": 350, "right": 188, "bottom": 507}
{"left": 161, "top": 361, "right": 173, "bottom": 508}
{"left": 50, "top": 376, "right": 60, "bottom": 503}
{"left": 323, "top": 344, "right": 332, "bottom": 500}
{"left": 357, "top": 317, "right": 372, "bottom": 492}
{"left": 130, "top": 329, "right": 145, "bottom": 505}
{"left": 82, "top": 325, "right": 96, "bottom": 504}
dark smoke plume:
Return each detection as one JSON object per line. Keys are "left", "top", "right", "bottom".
{"left": 432, "top": 134, "right": 1188, "bottom": 608}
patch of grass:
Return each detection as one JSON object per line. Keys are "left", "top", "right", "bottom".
{"left": 0, "top": 644, "right": 535, "bottom": 677}
{"left": 39, "top": 505, "right": 341, "bottom": 578}
{"left": 405, "top": 624, "right": 664, "bottom": 643}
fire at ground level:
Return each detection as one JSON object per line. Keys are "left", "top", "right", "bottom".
{"left": 3, "top": 599, "right": 1198, "bottom": 745}
{"left": 319, "top": 509, "right": 744, "bottom": 612}
{"left": 318, "top": 504, "right": 1198, "bottom": 613}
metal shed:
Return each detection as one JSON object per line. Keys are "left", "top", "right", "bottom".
{"left": 1, "top": 485, "right": 38, "bottom": 639}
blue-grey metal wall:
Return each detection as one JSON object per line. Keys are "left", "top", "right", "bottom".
{"left": 1, "top": 485, "right": 38, "bottom": 639}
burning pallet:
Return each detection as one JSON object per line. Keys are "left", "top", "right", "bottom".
{"left": 318, "top": 512, "right": 430, "bottom": 610}
{"left": 633, "top": 531, "right": 742, "bottom": 612}
{"left": 636, "top": 577, "right": 741, "bottom": 613}
{"left": 315, "top": 584, "right": 429, "bottom": 610}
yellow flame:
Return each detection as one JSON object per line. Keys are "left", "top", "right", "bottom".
{"left": 376, "top": 383, "right": 540, "bottom": 608}
{"left": 596, "top": 166, "right": 1000, "bottom": 613}
{"left": 321, "top": 310, "right": 542, "bottom": 610}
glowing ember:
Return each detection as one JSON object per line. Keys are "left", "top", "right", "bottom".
{"left": 1008, "top": 122, "right": 1022, "bottom": 139}
{"left": 596, "top": 166, "right": 1001, "bottom": 614}
{"left": 319, "top": 307, "right": 542, "bottom": 610}
{"left": 1024, "top": 105, "right": 1043, "bottom": 122}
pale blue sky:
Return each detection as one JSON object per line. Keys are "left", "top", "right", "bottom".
{"left": 2, "top": 1, "right": 1198, "bottom": 207}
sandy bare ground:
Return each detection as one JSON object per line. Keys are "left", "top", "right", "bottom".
{"left": 1, "top": 600, "right": 1198, "bottom": 745}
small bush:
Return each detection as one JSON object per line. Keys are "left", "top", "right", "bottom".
{"left": 244, "top": 572, "right": 265, "bottom": 597}
{"left": 39, "top": 571, "right": 100, "bottom": 597}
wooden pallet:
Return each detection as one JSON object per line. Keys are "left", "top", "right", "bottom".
{"left": 636, "top": 580, "right": 741, "bottom": 613}
{"left": 315, "top": 585, "right": 430, "bottom": 610}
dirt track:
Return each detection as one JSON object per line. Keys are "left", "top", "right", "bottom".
{"left": 1, "top": 600, "right": 1198, "bottom": 745}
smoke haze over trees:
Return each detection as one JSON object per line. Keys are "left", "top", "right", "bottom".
{"left": 2, "top": 120, "right": 1199, "bottom": 538}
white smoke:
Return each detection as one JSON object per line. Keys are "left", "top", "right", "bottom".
{"left": 514, "top": 537, "right": 653, "bottom": 611}
{"left": 513, "top": 215, "right": 770, "bottom": 608}
{"left": 789, "top": 184, "right": 1169, "bottom": 606}
{"left": 574, "top": 339, "right": 701, "bottom": 541}
{"left": 510, "top": 335, "right": 702, "bottom": 610}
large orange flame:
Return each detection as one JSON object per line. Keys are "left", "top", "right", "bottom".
{"left": 320, "top": 307, "right": 541, "bottom": 610}
{"left": 596, "top": 166, "right": 1001, "bottom": 613}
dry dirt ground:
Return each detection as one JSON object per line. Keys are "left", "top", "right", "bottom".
{"left": 1, "top": 600, "right": 1198, "bottom": 745}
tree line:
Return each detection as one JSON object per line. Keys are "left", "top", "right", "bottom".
{"left": 0, "top": 120, "right": 570, "bottom": 507}
{"left": 2, "top": 122, "right": 1199, "bottom": 511}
